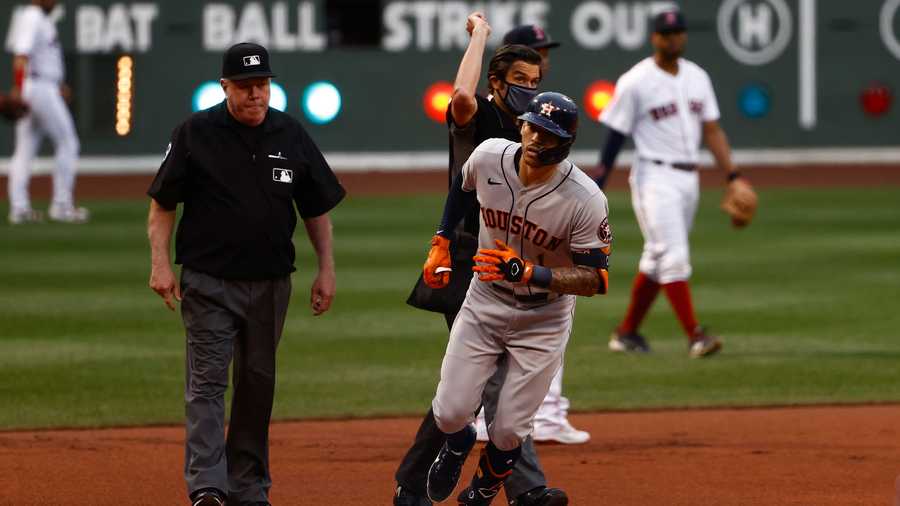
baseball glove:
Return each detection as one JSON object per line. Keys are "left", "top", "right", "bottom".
{"left": 0, "top": 94, "right": 29, "bottom": 121}
{"left": 720, "top": 177, "right": 758, "bottom": 228}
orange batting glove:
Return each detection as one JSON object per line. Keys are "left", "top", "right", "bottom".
{"left": 473, "top": 239, "right": 534, "bottom": 284}
{"left": 423, "top": 235, "right": 452, "bottom": 289}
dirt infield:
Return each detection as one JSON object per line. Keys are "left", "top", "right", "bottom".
{"left": 1, "top": 405, "right": 898, "bottom": 505}
{"left": 0, "top": 164, "right": 898, "bottom": 201}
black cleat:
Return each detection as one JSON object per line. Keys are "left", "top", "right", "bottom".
{"left": 509, "top": 486, "right": 569, "bottom": 506}
{"left": 457, "top": 484, "right": 503, "bottom": 505}
{"left": 395, "top": 484, "right": 433, "bottom": 506}
{"left": 608, "top": 329, "right": 651, "bottom": 353}
{"left": 191, "top": 489, "right": 225, "bottom": 506}
{"left": 427, "top": 425, "right": 477, "bottom": 502}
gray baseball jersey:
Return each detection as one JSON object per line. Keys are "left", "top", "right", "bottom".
{"left": 431, "top": 137, "right": 611, "bottom": 451}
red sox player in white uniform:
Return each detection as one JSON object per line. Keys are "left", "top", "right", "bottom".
{"left": 597, "top": 10, "right": 739, "bottom": 357}
{"left": 421, "top": 92, "right": 611, "bottom": 505}
{"left": 7, "top": 0, "right": 85, "bottom": 224}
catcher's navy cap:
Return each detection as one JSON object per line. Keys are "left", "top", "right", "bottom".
{"left": 653, "top": 10, "right": 687, "bottom": 34}
{"left": 503, "top": 25, "right": 560, "bottom": 50}
{"left": 222, "top": 42, "right": 276, "bottom": 81}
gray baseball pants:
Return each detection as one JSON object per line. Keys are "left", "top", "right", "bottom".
{"left": 180, "top": 268, "right": 291, "bottom": 505}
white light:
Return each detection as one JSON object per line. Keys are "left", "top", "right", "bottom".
{"left": 302, "top": 81, "right": 342, "bottom": 124}
{"left": 193, "top": 81, "right": 225, "bottom": 112}
{"left": 269, "top": 82, "right": 287, "bottom": 112}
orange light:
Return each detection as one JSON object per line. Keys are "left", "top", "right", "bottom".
{"left": 423, "top": 81, "right": 455, "bottom": 123}
{"left": 583, "top": 80, "right": 616, "bottom": 122}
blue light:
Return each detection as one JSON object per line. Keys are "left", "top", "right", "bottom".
{"left": 739, "top": 84, "right": 771, "bottom": 118}
{"left": 302, "top": 81, "right": 342, "bottom": 124}
{"left": 193, "top": 81, "right": 225, "bottom": 111}
{"left": 269, "top": 82, "right": 287, "bottom": 112}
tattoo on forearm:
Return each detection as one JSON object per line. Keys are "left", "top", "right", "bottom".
{"left": 549, "top": 266, "right": 600, "bottom": 296}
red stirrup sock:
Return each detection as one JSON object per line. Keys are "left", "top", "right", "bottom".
{"left": 618, "top": 272, "right": 661, "bottom": 334}
{"left": 662, "top": 281, "right": 700, "bottom": 338}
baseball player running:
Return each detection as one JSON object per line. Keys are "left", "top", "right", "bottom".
{"left": 595, "top": 10, "right": 756, "bottom": 357}
{"left": 6, "top": 0, "right": 85, "bottom": 224}
{"left": 495, "top": 23, "right": 589, "bottom": 447}
{"left": 423, "top": 92, "right": 611, "bottom": 505}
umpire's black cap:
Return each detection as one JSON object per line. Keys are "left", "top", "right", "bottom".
{"left": 222, "top": 42, "right": 276, "bottom": 81}
{"left": 653, "top": 10, "right": 687, "bottom": 34}
{"left": 503, "top": 25, "right": 561, "bottom": 50}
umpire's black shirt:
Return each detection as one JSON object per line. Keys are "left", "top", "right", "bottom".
{"left": 148, "top": 101, "right": 345, "bottom": 280}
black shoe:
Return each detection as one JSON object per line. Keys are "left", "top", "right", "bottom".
{"left": 395, "top": 484, "right": 433, "bottom": 506}
{"left": 457, "top": 485, "right": 503, "bottom": 505}
{"left": 427, "top": 425, "right": 477, "bottom": 502}
{"left": 608, "top": 329, "right": 651, "bottom": 353}
{"left": 509, "top": 486, "right": 569, "bottom": 506}
{"left": 191, "top": 489, "right": 225, "bottom": 506}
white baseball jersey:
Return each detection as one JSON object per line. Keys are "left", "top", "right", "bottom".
{"left": 9, "top": 5, "right": 64, "bottom": 83}
{"left": 461, "top": 138, "right": 612, "bottom": 299}
{"left": 601, "top": 57, "right": 719, "bottom": 164}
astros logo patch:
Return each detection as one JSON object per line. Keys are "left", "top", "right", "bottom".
{"left": 597, "top": 217, "right": 612, "bottom": 243}
{"left": 540, "top": 102, "right": 559, "bottom": 117}
{"left": 273, "top": 168, "right": 293, "bottom": 183}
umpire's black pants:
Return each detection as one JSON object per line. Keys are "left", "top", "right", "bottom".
{"left": 394, "top": 311, "right": 547, "bottom": 500}
{"left": 181, "top": 268, "right": 291, "bottom": 505}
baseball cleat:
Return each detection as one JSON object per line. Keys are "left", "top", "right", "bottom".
{"left": 532, "top": 420, "right": 590, "bottom": 445}
{"left": 689, "top": 327, "right": 722, "bottom": 358}
{"left": 457, "top": 484, "right": 502, "bottom": 505}
{"left": 608, "top": 329, "right": 651, "bottom": 353}
{"left": 395, "top": 484, "right": 433, "bottom": 506}
{"left": 8, "top": 208, "right": 44, "bottom": 225}
{"left": 190, "top": 488, "right": 225, "bottom": 506}
{"left": 509, "top": 486, "right": 569, "bottom": 506}
{"left": 427, "top": 425, "right": 477, "bottom": 502}
{"left": 48, "top": 204, "right": 90, "bottom": 224}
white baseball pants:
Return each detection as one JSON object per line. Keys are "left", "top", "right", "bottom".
{"left": 629, "top": 159, "right": 700, "bottom": 284}
{"left": 432, "top": 281, "right": 575, "bottom": 451}
{"left": 8, "top": 78, "right": 80, "bottom": 213}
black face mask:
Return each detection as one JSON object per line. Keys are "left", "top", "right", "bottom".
{"left": 502, "top": 82, "right": 539, "bottom": 115}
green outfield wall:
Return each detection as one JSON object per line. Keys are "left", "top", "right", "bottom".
{"left": 0, "top": 0, "right": 898, "bottom": 160}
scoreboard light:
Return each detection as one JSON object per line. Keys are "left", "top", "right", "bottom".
{"left": 269, "top": 82, "right": 287, "bottom": 112}
{"left": 738, "top": 84, "right": 771, "bottom": 118}
{"left": 423, "top": 81, "right": 454, "bottom": 123}
{"left": 302, "top": 81, "right": 342, "bottom": 124}
{"left": 193, "top": 81, "right": 225, "bottom": 112}
{"left": 115, "top": 55, "right": 133, "bottom": 136}
{"left": 583, "top": 80, "right": 616, "bottom": 122}
{"left": 860, "top": 83, "right": 892, "bottom": 117}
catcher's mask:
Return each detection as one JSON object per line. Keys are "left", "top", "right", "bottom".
{"left": 517, "top": 91, "right": 578, "bottom": 166}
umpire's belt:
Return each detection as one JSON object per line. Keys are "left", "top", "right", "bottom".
{"left": 645, "top": 159, "right": 697, "bottom": 172}
{"left": 491, "top": 283, "right": 550, "bottom": 304}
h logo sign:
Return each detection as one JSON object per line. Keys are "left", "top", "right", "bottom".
{"left": 243, "top": 55, "right": 261, "bottom": 67}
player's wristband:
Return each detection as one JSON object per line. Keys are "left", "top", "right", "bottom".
{"left": 13, "top": 67, "right": 24, "bottom": 90}
{"left": 528, "top": 265, "right": 552, "bottom": 288}
{"left": 726, "top": 171, "right": 742, "bottom": 182}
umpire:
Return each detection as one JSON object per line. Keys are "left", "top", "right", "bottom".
{"left": 147, "top": 42, "right": 345, "bottom": 506}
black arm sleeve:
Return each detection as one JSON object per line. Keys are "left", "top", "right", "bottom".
{"left": 595, "top": 128, "right": 626, "bottom": 190}
{"left": 436, "top": 171, "right": 476, "bottom": 239}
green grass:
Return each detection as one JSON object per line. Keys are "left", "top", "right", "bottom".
{"left": 1, "top": 187, "right": 899, "bottom": 429}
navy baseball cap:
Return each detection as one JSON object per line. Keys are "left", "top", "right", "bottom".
{"left": 653, "top": 11, "right": 687, "bottom": 34}
{"left": 503, "top": 25, "right": 560, "bottom": 50}
{"left": 222, "top": 42, "right": 276, "bottom": 81}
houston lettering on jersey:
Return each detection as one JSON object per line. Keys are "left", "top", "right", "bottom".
{"left": 480, "top": 206, "right": 563, "bottom": 251}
